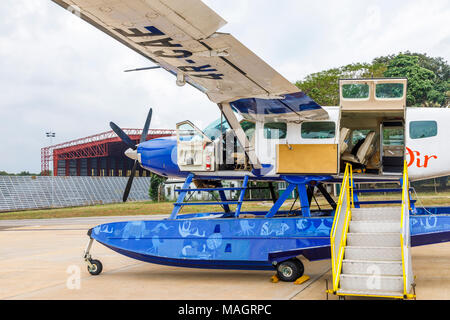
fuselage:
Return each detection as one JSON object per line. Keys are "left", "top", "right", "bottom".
{"left": 137, "top": 106, "right": 450, "bottom": 182}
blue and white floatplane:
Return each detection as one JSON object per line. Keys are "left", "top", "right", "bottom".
{"left": 50, "top": 1, "right": 450, "bottom": 293}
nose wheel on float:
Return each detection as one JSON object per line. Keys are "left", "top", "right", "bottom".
{"left": 87, "top": 258, "right": 103, "bottom": 276}
{"left": 83, "top": 230, "right": 103, "bottom": 276}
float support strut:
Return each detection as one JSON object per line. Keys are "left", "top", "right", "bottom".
{"left": 266, "top": 183, "right": 296, "bottom": 218}
{"left": 235, "top": 175, "right": 249, "bottom": 218}
{"left": 217, "top": 181, "right": 231, "bottom": 213}
{"left": 266, "top": 182, "right": 312, "bottom": 218}
{"left": 317, "top": 183, "right": 337, "bottom": 210}
{"left": 298, "top": 184, "right": 311, "bottom": 217}
{"left": 170, "top": 173, "right": 194, "bottom": 219}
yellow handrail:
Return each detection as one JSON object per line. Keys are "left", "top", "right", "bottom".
{"left": 330, "top": 163, "right": 353, "bottom": 292}
{"left": 400, "top": 160, "right": 414, "bottom": 298}
{"left": 350, "top": 168, "right": 355, "bottom": 208}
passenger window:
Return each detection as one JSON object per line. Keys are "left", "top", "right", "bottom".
{"left": 410, "top": 121, "right": 438, "bottom": 139}
{"left": 264, "top": 123, "right": 287, "bottom": 139}
{"left": 376, "top": 83, "right": 404, "bottom": 99}
{"left": 342, "top": 84, "right": 369, "bottom": 99}
{"left": 301, "top": 122, "right": 336, "bottom": 139}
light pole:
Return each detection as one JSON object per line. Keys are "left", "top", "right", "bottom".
{"left": 46, "top": 132, "right": 55, "bottom": 208}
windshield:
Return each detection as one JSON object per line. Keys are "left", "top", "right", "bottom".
{"left": 203, "top": 118, "right": 230, "bottom": 140}
{"left": 177, "top": 122, "right": 205, "bottom": 142}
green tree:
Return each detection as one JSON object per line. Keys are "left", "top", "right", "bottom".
{"left": 17, "top": 171, "right": 37, "bottom": 176}
{"left": 295, "top": 62, "right": 386, "bottom": 106}
{"left": 374, "top": 52, "right": 450, "bottom": 83}
{"left": 149, "top": 173, "right": 167, "bottom": 202}
{"left": 384, "top": 54, "right": 435, "bottom": 106}
{"left": 375, "top": 52, "right": 449, "bottom": 107}
{"left": 295, "top": 52, "right": 449, "bottom": 108}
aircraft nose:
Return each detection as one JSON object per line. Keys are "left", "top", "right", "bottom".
{"left": 124, "top": 147, "right": 138, "bottom": 160}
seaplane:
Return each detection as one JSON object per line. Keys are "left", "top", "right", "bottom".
{"left": 52, "top": 0, "right": 450, "bottom": 299}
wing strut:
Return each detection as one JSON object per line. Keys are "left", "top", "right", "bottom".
{"left": 219, "top": 103, "right": 262, "bottom": 170}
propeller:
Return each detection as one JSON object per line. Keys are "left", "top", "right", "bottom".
{"left": 109, "top": 122, "right": 137, "bottom": 150}
{"left": 110, "top": 108, "right": 153, "bottom": 202}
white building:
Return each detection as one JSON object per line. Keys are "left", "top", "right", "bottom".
{"left": 164, "top": 179, "right": 242, "bottom": 201}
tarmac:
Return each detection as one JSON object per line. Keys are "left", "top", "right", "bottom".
{"left": 1, "top": 215, "right": 450, "bottom": 300}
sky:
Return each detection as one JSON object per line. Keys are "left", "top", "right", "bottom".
{"left": 0, "top": 0, "right": 449, "bottom": 173}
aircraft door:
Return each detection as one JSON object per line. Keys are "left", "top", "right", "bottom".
{"left": 276, "top": 120, "right": 339, "bottom": 175}
{"left": 176, "top": 121, "right": 215, "bottom": 172}
{"left": 381, "top": 121, "right": 405, "bottom": 174}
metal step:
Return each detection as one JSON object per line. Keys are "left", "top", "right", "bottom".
{"left": 345, "top": 246, "right": 402, "bottom": 261}
{"left": 337, "top": 289, "right": 404, "bottom": 299}
{"left": 352, "top": 207, "right": 401, "bottom": 221}
{"left": 354, "top": 188, "right": 412, "bottom": 194}
{"left": 349, "top": 221, "right": 400, "bottom": 233}
{"left": 347, "top": 233, "right": 400, "bottom": 247}
{"left": 342, "top": 259, "right": 403, "bottom": 276}
{"left": 340, "top": 274, "right": 404, "bottom": 293}
{"left": 352, "top": 207, "right": 401, "bottom": 213}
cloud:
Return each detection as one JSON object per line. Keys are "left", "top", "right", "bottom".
{"left": 0, "top": 0, "right": 448, "bottom": 173}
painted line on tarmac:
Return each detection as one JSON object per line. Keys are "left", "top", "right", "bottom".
{"left": 2, "top": 261, "right": 144, "bottom": 300}
{"left": 0, "top": 226, "right": 18, "bottom": 231}
{"left": 287, "top": 267, "right": 331, "bottom": 300}
{"left": 0, "top": 214, "right": 169, "bottom": 227}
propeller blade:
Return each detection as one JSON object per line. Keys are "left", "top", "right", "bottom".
{"left": 140, "top": 108, "right": 153, "bottom": 143}
{"left": 110, "top": 122, "right": 136, "bottom": 150}
{"left": 123, "top": 160, "right": 138, "bottom": 202}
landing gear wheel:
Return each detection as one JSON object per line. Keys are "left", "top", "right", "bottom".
{"left": 292, "top": 259, "right": 305, "bottom": 278}
{"left": 87, "top": 259, "right": 103, "bottom": 276}
{"left": 276, "top": 259, "right": 304, "bottom": 282}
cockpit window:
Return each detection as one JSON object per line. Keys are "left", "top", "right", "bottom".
{"left": 203, "top": 118, "right": 230, "bottom": 140}
{"left": 264, "top": 123, "right": 287, "bottom": 139}
{"left": 241, "top": 121, "right": 256, "bottom": 141}
{"left": 376, "top": 83, "right": 404, "bottom": 99}
{"left": 342, "top": 84, "right": 370, "bottom": 99}
{"left": 177, "top": 122, "right": 205, "bottom": 142}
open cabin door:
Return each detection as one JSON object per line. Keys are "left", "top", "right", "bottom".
{"left": 339, "top": 78, "right": 407, "bottom": 175}
{"left": 176, "top": 121, "right": 215, "bottom": 172}
{"left": 340, "top": 78, "right": 407, "bottom": 113}
{"left": 275, "top": 112, "right": 340, "bottom": 175}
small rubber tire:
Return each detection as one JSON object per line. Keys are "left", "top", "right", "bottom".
{"left": 292, "top": 258, "right": 305, "bottom": 278}
{"left": 276, "top": 259, "right": 303, "bottom": 282}
{"left": 87, "top": 259, "right": 103, "bottom": 276}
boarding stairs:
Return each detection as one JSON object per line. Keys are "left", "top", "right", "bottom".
{"left": 329, "top": 163, "right": 416, "bottom": 299}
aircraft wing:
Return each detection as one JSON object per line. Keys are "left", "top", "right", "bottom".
{"left": 51, "top": 0, "right": 327, "bottom": 119}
